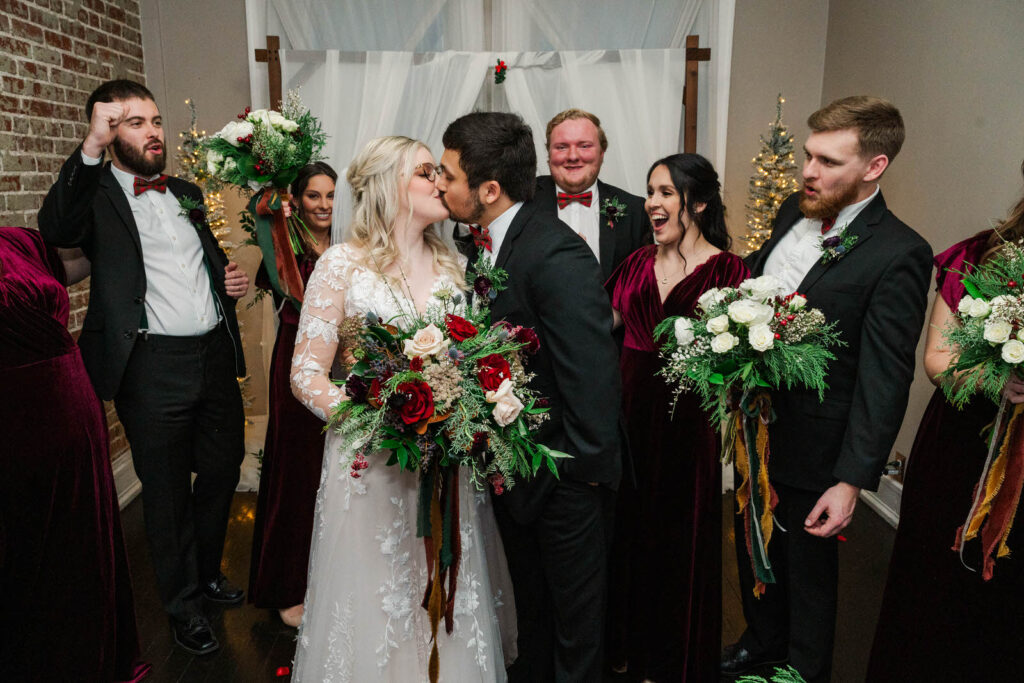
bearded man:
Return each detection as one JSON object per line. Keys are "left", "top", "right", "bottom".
{"left": 39, "top": 79, "right": 249, "bottom": 656}
{"left": 721, "top": 96, "right": 933, "bottom": 682}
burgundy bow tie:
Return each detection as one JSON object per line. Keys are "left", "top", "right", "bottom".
{"left": 468, "top": 224, "right": 492, "bottom": 252}
{"left": 557, "top": 191, "right": 593, "bottom": 209}
{"left": 820, "top": 216, "right": 837, "bottom": 235}
{"left": 134, "top": 175, "right": 168, "bottom": 196}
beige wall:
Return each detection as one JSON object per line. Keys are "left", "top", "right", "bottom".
{"left": 141, "top": 0, "right": 270, "bottom": 415}
{"left": 821, "top": 0, "right": 1024, "bottom": 464}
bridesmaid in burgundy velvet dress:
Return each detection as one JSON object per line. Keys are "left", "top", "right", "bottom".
{"left": 868, "top": 182, "right": 1024, "bottom": 680}
{"left": 249, "top": 163, "right": 336, "bottom": 627}
{"left": 605, "top": 154, "right": 748, "bottom": 682}
{"left": 1, "top": 226, "right": 148, "bottom": 681}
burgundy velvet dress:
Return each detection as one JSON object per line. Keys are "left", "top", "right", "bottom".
{"left": 867, "top": 231, "right": 1024, "bottom": 680}
{"left": 248, "top": 256, "right": 327, "bottom": 609}
{"left": 605, "top": 245, "right": 749, "bottom": 682}
{"left": 0, "top": 227, "right": 145, "bottom": 681}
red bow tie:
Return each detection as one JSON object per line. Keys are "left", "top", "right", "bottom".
{"left": 820, "top": 216, "right": 837, "bottom": 235}
{"left": 557, "top": 191, "right": 593, "bottom": 209}
{"left": 468, "top": 224, "right": 492, "bottom": 252}
{"left": 134, "top": 175, "right": 168, "bottom": 196}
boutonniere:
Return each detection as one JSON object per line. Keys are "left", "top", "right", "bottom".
{"left": 494, "top": 58, "right": 508, "bottom": 84}
{"left": 819, "top": 225, "right": 859, "bottom": 264}
{"left": 469, "top": 250, "right": 509, "bottom": 314}
{"left": 177, "top": 196, "right": 207, "bottom": 232}
{"left": 600, "top": 196, "right": 628, "bottom": 230}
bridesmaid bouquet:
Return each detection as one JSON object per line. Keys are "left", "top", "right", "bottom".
{"left": 201, "top": 91, "right": 328, "bottom": 305}
{"left": 938, "top": 238, "right": 1024, "bottom": 580}
{"left": 655, "top": 274, "right": 842, "bottom": 596}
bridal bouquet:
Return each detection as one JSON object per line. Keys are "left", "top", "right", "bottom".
{"left": 655, "top": 274, "right": 842, "bottom": 596}
{"left": 938, "top": 237, "right": 1024, "bottom": 580}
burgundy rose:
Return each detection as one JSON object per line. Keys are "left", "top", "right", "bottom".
{"left": 345, "top": 375, "right": 369, "bottom": 403}
{"left": 477, "top": 354, "right": 512, "bottom": 392}
{"left": 188, "top": 207, "right": 205, "bottom": 225}
{"left": 474, "top": 275, "right": 492, "bottom": 298}
{"left": 822, "top": 235, "right": 841, "bottom": 249}
{"left": 409, "top": 356, "right": 424, "bottom": 372}
{"left": 514, "top": 326, "right": 540, "bottom": 354}
{"left": 395, "top": 380, "right": 435, "bottom": 425}
{"left": 445, "top": 314, "right": 478, "bottom": 341}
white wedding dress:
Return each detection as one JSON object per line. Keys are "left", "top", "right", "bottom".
{"left": 290, "top": 243, "right": 515, "bottom": 682}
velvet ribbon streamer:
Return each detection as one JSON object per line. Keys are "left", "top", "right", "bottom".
{"left": 733, "top": 389, "right": 779, "bottom": 597}
{"left": 417, "top": 463, "right": 462, "bottom": 683}
{"left": 251, "top": 189, "right": 304, "bottom": 306}
{"left": 954, "top": 398, "right": 1024, "bottom": 580}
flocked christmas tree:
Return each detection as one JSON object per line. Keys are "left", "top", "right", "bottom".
{"left": 740, "top": 94, "right": 800, "bottom": 255}
{"left": 176, "top": 99, "right": 253, "bottom": 414}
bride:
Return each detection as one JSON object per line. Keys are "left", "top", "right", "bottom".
{"left": 289, "top": 136, "right": 515, "bottom": 682}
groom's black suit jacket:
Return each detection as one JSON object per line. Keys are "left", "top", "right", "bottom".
{"left": 484, "top": 200, "right": 623, "bottom": 524}
{"left": 535, "top": 175, "right": 651, "bottom": 281}
{"left": 38, "top": 146, "right": 246, "bottom": 400}
{"left": 745, "top": 191, "right": 932, "bottom": 493}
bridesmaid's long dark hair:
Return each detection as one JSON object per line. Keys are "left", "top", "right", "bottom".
{"left": 981, "top": 158, "right": 1024, "bottom": 263}
{"left": 646, "top": 153, "right": 731, "bottom": 253}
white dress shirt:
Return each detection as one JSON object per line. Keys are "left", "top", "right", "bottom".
{"left": 555, "top": 181, "right": 601, "bottom": 263}
{"left": 484, "top": 201, "right": 524, "bottom": 259}
{"left": 83, "top": 151, "right": 219, "bottom": 335}
{"left": 763, "top": 186, "right": 879, "bottom": 293}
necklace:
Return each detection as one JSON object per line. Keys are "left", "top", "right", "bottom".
{"left": 655, "top": 257, "right": 685, "bottom": 285}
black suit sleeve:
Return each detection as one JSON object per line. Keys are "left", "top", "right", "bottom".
{"left": 38, "top": 146, "right": 104, "bottom": 250}
{"left": 832, "top": 240, "right": 933, "bottom": 489}
{"left": 527, "top": 231, "right": 622, "bottom": 484}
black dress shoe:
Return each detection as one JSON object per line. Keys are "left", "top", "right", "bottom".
{"left": 202, "top": 574, "right": 245, "bottom": 604}
{"left": 172, "top": 615, "right": 219, "bottom": 656}
{"left": 720, "top": 641, "right": 788, "bottom": 676}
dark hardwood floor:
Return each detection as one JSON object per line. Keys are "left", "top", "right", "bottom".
{"left": 122, "top": 490, "right": 895, "bottom": 682}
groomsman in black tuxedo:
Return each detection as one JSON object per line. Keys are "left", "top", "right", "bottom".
{"left": 437, "top": 112, "right": 622, "bottom": 682}
{"left": 721, "top": 96, "right": 933, "bottom": 682}
{"left": 39, "top": 80, "right": 249, "bottom": 656}
{"left": 535, "top": 108, "right": 650, "bottom": 281}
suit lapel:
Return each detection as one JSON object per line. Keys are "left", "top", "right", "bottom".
{"left": 494, "top": 202, "right": 532, "bottom": 270}
{"left": 99, "top": 166, "right": 143, "bottom": 255}
{"left": 596, "top": 180, "right": 616, "bottom": 280}
{"left": 749, "top": 198, "right": 802, "bottom": 275}
{"left": 797, "top": 193, "right": 884, "bottom": 294}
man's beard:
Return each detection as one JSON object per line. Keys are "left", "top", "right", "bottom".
{"left": 113, "top": 136, "right": 166, "bottom": 177}
{"left": 798, "top": 177, "right": 860, "bottom": 219}
{"left": 440, "top": 192, "right": 485, "bottom": 225}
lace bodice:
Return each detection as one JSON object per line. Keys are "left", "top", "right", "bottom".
{"left": 291, "top": 242, "right": 466, "bottom": 421}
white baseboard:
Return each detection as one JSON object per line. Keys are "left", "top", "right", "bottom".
{"left": 860, "top": 476, "right": 902, "bottom": 528}
{"left": 112, "top": 451, "right": 142, "bottom": 510}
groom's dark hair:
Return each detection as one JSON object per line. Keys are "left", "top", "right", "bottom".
{"left": 442, "top": 112, "right": 536, "bottom": 202}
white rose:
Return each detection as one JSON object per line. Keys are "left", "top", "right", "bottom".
{"left": 215, "top": 120, "right": 253, "bottom": 146}
{"left": 968, "top": 298, "right": 991, "bottom": 318}
{"left": 697, "top": 287, "right": 721, "bottom": 311}
{"left": 957, "top": 295, "right": 975, "bottom": 315}
{"left": 740, "top": 275, "right": 784, "bottom": 301}
{"left": 674, "top": 317, "right": 695, "bottom": 346}
{"left": 485, "top": 378, "right": 525, "bottom": 427}
{"left": 710, "top": 331, "right": 739, "bottom": 354}
{"left": 268, "top": 111, "right": 288, "bottom": 129}
{"left": 984, "top": 319, "right": 1012, "bottom": 344}
{"left": 1002, "top": 339, "right": 1024, "bottom": 364}
{"left": 403, "top": 323, "right": 449, "bottom": 359}
{"left": 280, "top": 118, "right": 299, "bottom": 133}
{"left": 223, "top": 157, "right": 237, "bottom": 172}
{"left": 728, "top": 299, "right": 774, "bottom": 325}
{"left": 707, "top": 314, "right": 730, "bottom": 334}
{"left": 247, "top": 108, "right": 273, "bottom": 129}
{"left": 789, "top": 294, "right": 807, "bottom": 309}
{"left": 990, "top": 295, "right": 1013, "bottom": 311}
{"left": 748, "top": 323, "right": 775, "bottom": 352}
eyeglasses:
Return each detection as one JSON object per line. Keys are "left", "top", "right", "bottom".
{"left": 415, "top": 163, "right": 439, "bottom": 181}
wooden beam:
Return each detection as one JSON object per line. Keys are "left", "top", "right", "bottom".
{"left": 683, "top": 35, "right": 711, "bottom": 154}
{"left": 254, "top": 35, "right": 282, "bottom": 110}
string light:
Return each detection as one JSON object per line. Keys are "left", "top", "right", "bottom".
{"left": 741, "top": 94, "right": 800, "bottom": 255}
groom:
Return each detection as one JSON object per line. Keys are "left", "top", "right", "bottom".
{"left": 437, "top": 112, "right": 623, "bottom": 682}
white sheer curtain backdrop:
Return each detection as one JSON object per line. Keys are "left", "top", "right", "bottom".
{"left": 501, "top": 50, "right": 684, "bottom": 197}
{"left": 276, "top": 49, "right": 492, "bottom": 241}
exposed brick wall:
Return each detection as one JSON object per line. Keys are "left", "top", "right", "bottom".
{"left": 1, "top": 0, "right": 145, "bottom": 461}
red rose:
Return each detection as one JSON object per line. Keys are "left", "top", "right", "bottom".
{"left": 445, "top": 314, "right": 478, "bottom": 341}
{"left": 477, "top": 354, "right": 511, "bottom": 392}
{"left": 514, "top": 326, "right": 540, "bottom": 354}
{"left": 395, "top": 380, "right": 435, "bottom": 425}
{"left": 409, "top": 356, "right": 424, "bottom": 372}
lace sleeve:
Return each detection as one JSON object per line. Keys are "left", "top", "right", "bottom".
{"left": 291, "top": 245, "right": 351, "bottom": 421}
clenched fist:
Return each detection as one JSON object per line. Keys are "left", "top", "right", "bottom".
{"left": 83, "top": 101, "right": 130, "bottom": 158}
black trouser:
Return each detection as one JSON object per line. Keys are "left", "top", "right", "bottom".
{"left": 735, "top": 480, "right": 839, "bottom": 683}
{"left": 115, "top": 324, "right": 244, "bottom": 622}
{"left": 495, "top": 480, "right": 612, "bottom": 683}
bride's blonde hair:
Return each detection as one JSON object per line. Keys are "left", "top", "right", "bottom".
{"left": 346, "top": 135, "right": 465, "bottom": 288}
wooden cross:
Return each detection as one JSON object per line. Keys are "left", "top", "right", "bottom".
{"left": 683, "top": 34, "right": 711, "bottom": 153}
{"left": 254, "top": 35, "right": 283, "bottom": 110}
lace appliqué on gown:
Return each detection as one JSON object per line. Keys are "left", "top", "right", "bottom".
{"left": 290, "top": 243, "right": 516, "bottom": 682}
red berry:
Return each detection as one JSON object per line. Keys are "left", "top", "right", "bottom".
{"left": 779, "top": 320, "right": 788, "bottom": 326}
{"left": 774, "top": 333, "right": 781, "bottom": 339}
{"left": 351, "top": 472, "right": 361, "bottom": 479}
{"left": 1010, "top": 280, "right": 1018, "bottom": 288}
{"left": 787, "top": 314, "right": 795, "bottom": 321}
